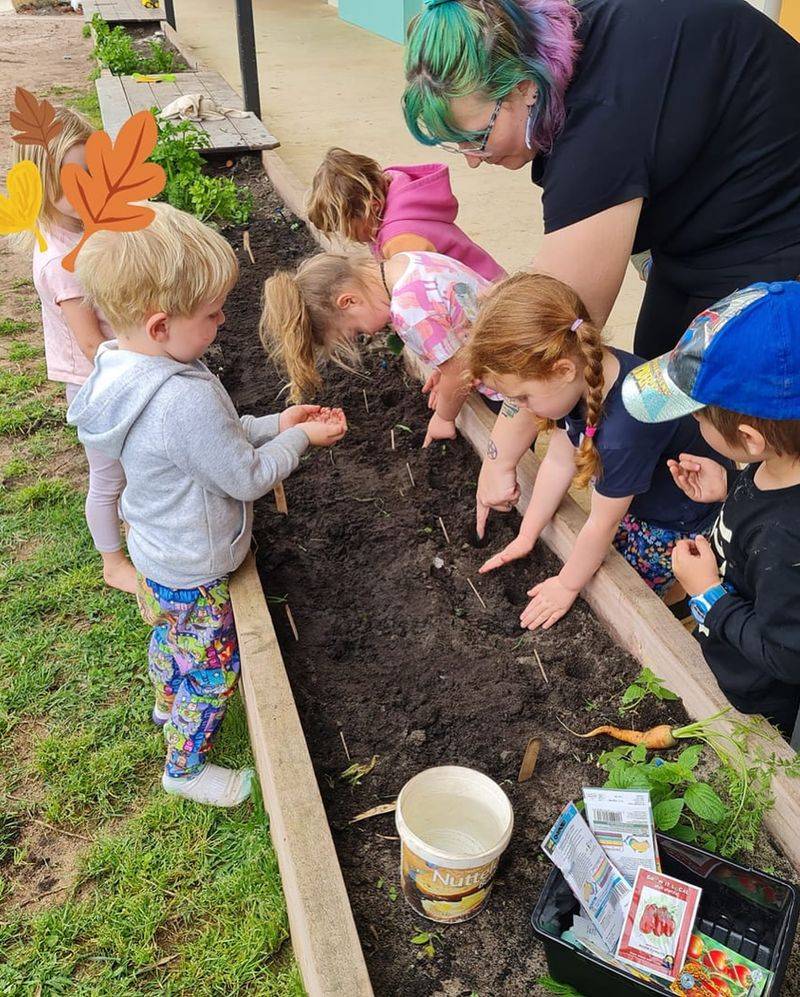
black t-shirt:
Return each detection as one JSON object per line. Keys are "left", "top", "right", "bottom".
{"left": 701, "top": 465, "right": 800, "bottom": 737}
{"left": 559, "top": 349, "right": 725, "bottom": 531}
{"left": 531, "top": 0, "right": 800, "bottom": 269}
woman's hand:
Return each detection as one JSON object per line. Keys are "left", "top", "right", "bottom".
{"left": 667, "top": 454, "right": 729, "bottom": 504}
{"left": 520, "top": 576, "right": 579, "bottom": 631}
{"left": 423, "top": 411, "right": 457, "bottom": 448}
{"left": 300, "top": 409, "right": 348, "bottom": 447}
{"left": 475, "top": 457, "right": 521, "bottom": 539}
{"left": 672, "top": 535, "right": 721, "bottom": 596}
{"left": 280, "top": 404, "right": 322, "bottom": 431}
{"left": 421, "top": 368, "right": 442, "bottom": 410}
{"left": 479, "top": 532, "right": 535, "bottom": 574}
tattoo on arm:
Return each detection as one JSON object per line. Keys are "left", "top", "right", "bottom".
{"left": 487, "top": 439, "right": 498, "bottom": 460}
{"left": 500, "top": 401, "right": 519, "bottom": 419}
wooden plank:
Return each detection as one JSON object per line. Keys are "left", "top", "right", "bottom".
{"left": 403, "top": 350, "right": 800, "bottom": 872}
{"left": 161, "top": 20, "right": 204, "bottom": 71}
{"left": 95, "top": 75, "right": 131, "bottom": 140}
{"left": 168, "top": 73, "right": 246, "bottom": 151}
{"left": 83, "top": 0, "right": 162, "bottom": 22}
{"left": 121, "top": 75, "right": 158, "bottom": 116}
{"left": 230, "top": 555, "right": 374, "bottom": 997}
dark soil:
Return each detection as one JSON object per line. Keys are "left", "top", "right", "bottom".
{"left": 214, "top": 158, "right": 800, "bottom": 997}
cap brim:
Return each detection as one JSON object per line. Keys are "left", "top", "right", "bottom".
{"left": 621, "top": 353, "right": 705, "bottom": 423}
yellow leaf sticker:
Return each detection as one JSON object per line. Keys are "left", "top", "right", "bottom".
{"left": 0, "top": 160, "right": 46, "bottom": 252}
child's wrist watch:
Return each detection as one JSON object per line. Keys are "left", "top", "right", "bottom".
{"left": 689, "top": 584, "right": 728, "bottom": 625}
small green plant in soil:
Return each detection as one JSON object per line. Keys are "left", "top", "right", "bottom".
{"left": 90, "top": 14, "right": 177, "bottom": 76}
{"left": 340, "top": 755, "right": 378, "bottom": 787}
{"left": 619, "top": 666, "right": 679, "bottom": 712}
{"left": 150, "top": 119, "right": 253, "bottom": 226}
{"left": 410, "top": 930, "right": 441, "bottom": 959}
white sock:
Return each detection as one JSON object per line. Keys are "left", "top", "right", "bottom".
{"left": 162, "top": 764, "right": 254, "bottom": 807}
{"left": 152, "top": 705, "right": 171, "bottom": 726}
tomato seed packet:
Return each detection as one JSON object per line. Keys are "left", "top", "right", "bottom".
{"left": 670, "top": 931, "right": 774, "bottom": 996}
{"left": 615, "top": 867, "right": 702, "bottom": 981}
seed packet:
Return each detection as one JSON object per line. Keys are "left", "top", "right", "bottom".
{"left": 615, "top": 867, "right": 702, "bottom": 981}
{"left": 583, "top": 787, "right": 660, "bottom": 884}
{"left": 542, "top": 802, "right": 632, "bottom": 950}
{"left": 670, "top": 931, "right": 774, "bottom": 996}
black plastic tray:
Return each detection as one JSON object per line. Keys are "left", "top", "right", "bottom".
{"left": 531, "top": 834, "right": 798, "bottom": 996}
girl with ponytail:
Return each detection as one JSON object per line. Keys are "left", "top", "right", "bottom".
{"left": 261, "top": 249, "right": 500, "bottom": 447}
{"left": 465, "top": 273, "right": 730, "bottom": 631}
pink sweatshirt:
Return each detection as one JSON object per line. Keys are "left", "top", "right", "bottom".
{"left": 372, "top": 164, "right": 505, "bottom": 283}
{"left": 32, "top": 224, "right": 113, "bottom": 386}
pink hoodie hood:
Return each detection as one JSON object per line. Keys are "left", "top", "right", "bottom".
{"left": 374, "top": 164, "right": 505, "bottom": 283}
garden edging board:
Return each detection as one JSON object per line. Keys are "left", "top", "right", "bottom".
{"left": 256, "top": 145, "right": 800, "bottom": 876}
{"left": 230, "top": 554, "right": 374, "bottom": 996}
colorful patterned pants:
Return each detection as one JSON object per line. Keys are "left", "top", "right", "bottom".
{"left": 137, "top": 575, "right": 240, "bottom": 778}
{"left": 613, "top": 514, "right": 688, "bottom": 596}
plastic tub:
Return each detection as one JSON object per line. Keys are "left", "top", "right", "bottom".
{"left": 395, "top": 765, "right": 513, "bottom": 923}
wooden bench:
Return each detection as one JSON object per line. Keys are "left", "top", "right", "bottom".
{"left": 95, "top": 71, "right": 279, "bottom": 153}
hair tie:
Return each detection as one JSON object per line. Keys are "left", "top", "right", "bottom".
{"left": 571, "top": 317, "right": 584, "bottom": 332}
{"left": 584, "top": 425, "right": 597, "bottom": 438}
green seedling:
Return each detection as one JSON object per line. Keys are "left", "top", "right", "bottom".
{"left": 410, "top": 930, "right": 441, "bottom": 959}
{"left": 619, "top": 667, "right": 679, "bottom": 712}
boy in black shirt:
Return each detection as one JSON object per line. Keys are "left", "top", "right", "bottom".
{"left": 622, "top": 282, "right": 800, "bottom": 740}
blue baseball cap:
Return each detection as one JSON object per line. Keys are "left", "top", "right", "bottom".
{"left": 622, "top": 281, "right": 800, "bottom": 424}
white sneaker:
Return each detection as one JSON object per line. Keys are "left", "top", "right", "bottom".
{"left": 152, "top": 705, "right": 171, "bottom": 727}
{"left": 162, "top": 764, "right": 254, "bottom": 807}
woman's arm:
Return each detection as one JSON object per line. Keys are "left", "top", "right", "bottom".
{"left": 60, "top": 298, "right": 106, "bottom": 363}
{"left": 481, "top": 428, "right": 576, "bottom": 570}
{"left": 476, "top": 401, "right": 540, "bottom": 538}
{"left": 531, "top": 198, "right": 643, "bottom": 329}
{"left": 520, "top": 490, "right": 632, "bottom": 630}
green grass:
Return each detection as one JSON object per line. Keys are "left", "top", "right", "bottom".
{"left": 7, "top": 341, "right": 42, "bottom": 362}
{"left": 0, "top": 318, "right": 36, "bottom": 337}
{"left": 0, "top": 336, "right": 301, "bottom": 992}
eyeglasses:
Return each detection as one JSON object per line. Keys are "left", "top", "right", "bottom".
{"left": 438, "top": 97, "right": 503, "bottom": 158}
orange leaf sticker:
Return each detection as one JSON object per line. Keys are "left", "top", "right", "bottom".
{"left": 60, "top": 110, "right": 166, "bottom": 272}
{"left": 10, "top": 87, "right": 63, "bottom": 153}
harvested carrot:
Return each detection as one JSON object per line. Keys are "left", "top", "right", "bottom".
{"left": 574, "top": 724, "right": 678, "bottom": 749}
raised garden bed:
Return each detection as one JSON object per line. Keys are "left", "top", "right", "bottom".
{"left": 214, "top": 159, "right": 800, "bottom": 995}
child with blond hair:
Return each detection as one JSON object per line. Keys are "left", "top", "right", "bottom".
{"left": 261, "top": 249, "right": 500, "bottom": 447}
{"left": 67, "top": 202, "right": 346, "bottom": 806}
{"left": 307, "top": 147, "right": 504, "bottom": 281}
{"left": 11, "top": 107, "right": 135, "bottom": 592}
{"left": 465, "top": 272, "right": 730, "bottom": 631}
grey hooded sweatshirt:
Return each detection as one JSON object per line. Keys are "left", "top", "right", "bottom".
{"left": 67, "top": 341, "right": 309, "bottom": 588}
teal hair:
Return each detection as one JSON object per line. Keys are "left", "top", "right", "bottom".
{"left": 403, "top": 0, "right": 580, "bottom": 153}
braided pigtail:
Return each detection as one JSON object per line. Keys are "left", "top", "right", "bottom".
{"left": 572, "top": 317, "right": 605, "bottom": 489}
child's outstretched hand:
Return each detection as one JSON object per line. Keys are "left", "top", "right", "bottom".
{"left": 301, "top": 408, "right": 348, "bottom": 447}
{"left": 672, "top": 535, "right": 721, "bottom": 596}
{"left": 520, "top": 576, "right": 578, "bottom": 631}
{"left": 667, "top": 453, "right": 728, "bottom": 503}
{"left": 280, "top": 404, "right": 322, "bottom": 431}
{"left": 423, "top": 411, "right": 457, "bottom": 448}
{"left": 422, "top": 368, "right": 441, "bottom": 410}
{"left": 479, "top": 533, "right": 535, "bottom": 574}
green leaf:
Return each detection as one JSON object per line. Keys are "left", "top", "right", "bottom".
{"left": 620, "top": 684, "right": 644, "bottom": 705}
{"left": 700, "top": 833, "right": 718, "bottom": 852}
{"left": 630, "top": 742, "right": 648, "bottom": 764}
{"left": 654, "top": 687, "right": 679, "bottom": 702}
{"left": 684, "top": 782, "right": 727, "bottom": 823}
{"left": 678, "top": 745, "right": 703, "bottom": 771}
{"left": 386, "top": 333, "right": 405, "bottom": 356}
{"left": 669, "top": 822, "right": 697, "bottom": 843}
{"left": 410, "top": 932, "right": 431, "bottom": 945}
{"left": 653, "top": 797, "right": 685, "bottom": 830}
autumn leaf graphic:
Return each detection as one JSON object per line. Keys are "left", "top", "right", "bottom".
{"left": 10, "top": 87, "right": 63, "bottom": 154}
{"left": 60, "top": 110, "right": 166, "bottom": 272}
{"left": 0, "top": 160, "right": 46, "bottom": 251}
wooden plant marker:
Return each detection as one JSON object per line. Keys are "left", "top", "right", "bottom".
{"left": 518, "top": 737, "right": 541, "bottom": 783}
{"left": 274, "top": 481, "right": 288, "bottom": 515}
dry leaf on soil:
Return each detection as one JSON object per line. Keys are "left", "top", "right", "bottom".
{"left": 10, "top": 87, "right": 62, "bottom": 153}
{"left": 0, "top": 160, "right": 46, "bottom": 251}
{"left": 60, "top": 110, "right": 166, "bottom": 272}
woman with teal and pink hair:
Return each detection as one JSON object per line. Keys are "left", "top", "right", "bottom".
{"left": 403, "top": 0, "right": 800, "bottom": 537}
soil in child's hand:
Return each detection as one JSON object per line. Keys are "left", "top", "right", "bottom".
{"left": 215, "top": 159, "right": 799, "bottom": 997}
